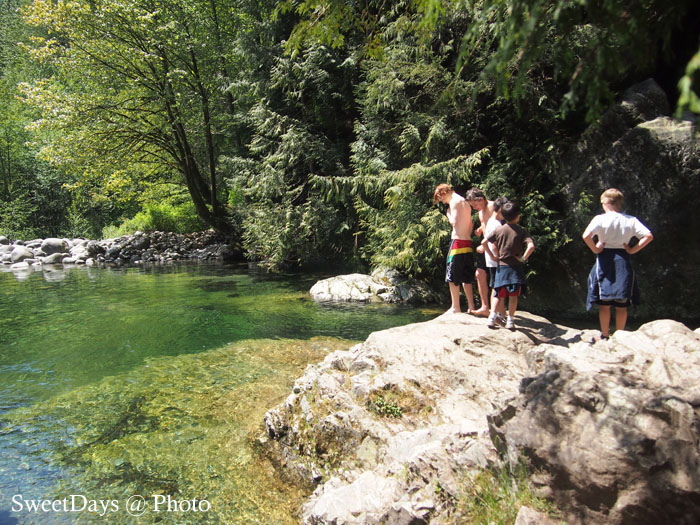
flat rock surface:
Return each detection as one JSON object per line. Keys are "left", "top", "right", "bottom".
{"left": 262, "top": 312, "right": 700, "bottom": 524}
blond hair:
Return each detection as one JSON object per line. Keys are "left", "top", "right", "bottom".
{"left": 601, "top": 188, "right": 624, "bottom": 210}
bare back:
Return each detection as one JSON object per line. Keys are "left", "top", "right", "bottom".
{"left": 448, "top": 193, "right": 473, "bottom": 240}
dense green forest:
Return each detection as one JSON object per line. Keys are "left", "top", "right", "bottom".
{"left": 1, "top": 0, "right": 699, "bottom": 279}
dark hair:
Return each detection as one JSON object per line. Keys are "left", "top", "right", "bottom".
{"left": 493, "top": 196, "right": 509, "bottom": 212}
{"left": 465, "top": 187, "right": 485, "bottom": 201}
{"left": 501, "top": 200, "right": 521, "bottom": 222}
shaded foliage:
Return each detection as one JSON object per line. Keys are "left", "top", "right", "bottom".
{"left": 0, "top": 0, "right": 696, "bottom": 278}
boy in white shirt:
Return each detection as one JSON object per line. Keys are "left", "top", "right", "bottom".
{"left": 482, "top": 197, "right": 509, "bottom": 324}
{"left": 582, "top": 188, "right": 653, "bottom": 340}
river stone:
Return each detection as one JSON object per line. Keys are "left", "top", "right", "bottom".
{"left": 0, "top": 235, "right": 8, "bottom": 244}
{"left": 42, "top": 252, "right": 67, "bottom": 264}
{"left": 310, "top": 273, "right": 388, "bottom": 302}
{"left": 70, "top": 245, "right": 89, "bottom": 259}
{"left": 41, "top": 238, "right": 69, "bottom": 255}
{"left": 25, "top": 239, "right": 43, "bottom": 249}
{"left": 310, "top": 270, "right": 442, "bottom": 304}
{"left": 490, "top": 319, "right": 700, "bottom": 525}
{"left": 10, "top": 246, "right": 34, "bottom": 263}
{"left": 86, "top": 240, "right": 104, "bottom": 257}
{"left": 106, "top": 245, "right": 122, "bottom": 259}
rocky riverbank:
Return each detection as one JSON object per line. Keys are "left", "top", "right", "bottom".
{"left": 0, "top": 230, "right": 238, "bottom": 271}
{"left": 260, "top": 311, "right": 700, "bottom": 524}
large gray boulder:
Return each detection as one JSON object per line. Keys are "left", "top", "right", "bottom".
{"left": 40, "top": 238, "right": 69, "bottom": 255}
{"left": 310, "top": 273, "right": 388, "bottom": 302}
{"left": 42, "top": 252, "right": 67, "bottom": 265}
{"left": 262, "top": 313, "right": 700, "bottom": 524}
{"left": 490, "top": 319, "right": 700, "bottom": 524}
{"left": 261, "top": 312, "right": 587, "bottom": 524}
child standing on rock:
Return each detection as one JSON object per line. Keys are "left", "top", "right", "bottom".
{"left": 482, "top": 201, "right": 535, "bottom": 331}
{"left": 433, "top": 183, "right": 476, "bottom": 314}
{"left": 582, "top": 188, "right": 653, "bottom": 340}
{"left": 482, "top": 196, "right": 509, "bottom": 325}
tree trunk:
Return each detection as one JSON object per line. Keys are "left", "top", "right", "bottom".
{"left": 159, "top": 48, "right": 232, "bottom": 233}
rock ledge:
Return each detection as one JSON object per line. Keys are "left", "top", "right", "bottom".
{"left": 261, "top": 312, "right": 700, "bottom": 524}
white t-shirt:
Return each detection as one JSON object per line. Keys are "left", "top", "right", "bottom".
{"left": 584, "top": 211, "right": 651, "bottom": 249}
{"left": 483, "top": 216, "right": 502, "bottom": 267}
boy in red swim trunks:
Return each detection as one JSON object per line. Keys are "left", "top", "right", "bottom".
{"left": 482, "top": 200, "right": 535, "bottom": 330}
{"left": 433, "top": 183, "right": 476, "bottom": 314}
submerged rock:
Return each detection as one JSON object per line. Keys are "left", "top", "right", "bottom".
{"left": 261, "top": 313, "right": 700, "bottom": 524}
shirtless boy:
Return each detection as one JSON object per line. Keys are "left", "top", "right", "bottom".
{"left": 433, "top": 184, "right": 476, "bottom": 313}
{"left": 466, "top": 188, "right": 495, "bottom": 316}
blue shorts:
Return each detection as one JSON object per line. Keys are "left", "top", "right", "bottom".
{"left": 493, "top": 264, "right": 527, "bottom": 297}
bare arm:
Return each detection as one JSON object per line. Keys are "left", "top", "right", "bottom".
{"left": 520, "top": 239, "right": 535, "bottom": 262}
{"left": 624, "top": 233, "right": 653, "bottom": 254}
{"left": 481, "top": 237, "right": 497, "bottom": 261}
{"left": 582, "top": 228, "right": 604, "bottom": 254}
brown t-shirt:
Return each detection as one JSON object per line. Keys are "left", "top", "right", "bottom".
{"left": 487, "top": 223, "right": 533, "bottom": 266}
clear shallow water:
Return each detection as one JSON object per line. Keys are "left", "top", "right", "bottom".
{"left": 0, "top": 263, "right": 441, "bottom": 524}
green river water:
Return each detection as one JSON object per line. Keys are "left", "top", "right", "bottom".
{"left": 0, "top": 263, "right": 441, "bottom": 524}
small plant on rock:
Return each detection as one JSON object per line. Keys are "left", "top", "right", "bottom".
{"left": 367, "top": 394, "right": 403, "bottom": 418}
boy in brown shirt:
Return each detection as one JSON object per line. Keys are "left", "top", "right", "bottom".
{"left": 482, "top": 201, "right": 535, "bottom": 330}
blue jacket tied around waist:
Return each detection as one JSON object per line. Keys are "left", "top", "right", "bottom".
{"left": 586, "top": 248, "right": 640, "bottom": 311}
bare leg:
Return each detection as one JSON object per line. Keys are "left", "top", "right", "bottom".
{"left": 615, "top": 306, "right": 628, "bottom": 332}
{"left": 492, "top": 296, "right": 503, "bottom": 314}
{"left": 490, "top": 290, "right": 499, "bottom": 313}
{"left": 446, "top": 282, "right": 462, "bottom": 313}
{"left": 599, "top": 305, "right": 612, "bottom": 337}
{"left": 508, "top": 295, "right": 518, "bottom": 318}
{"left": 462, "top": 283, "right": 475, "bottom": 312}
{"left": 472, "top": 269, "right": 490, "bottom": 316}
{"left": 498, "top": 297, "right": 506, "bottom": 316}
